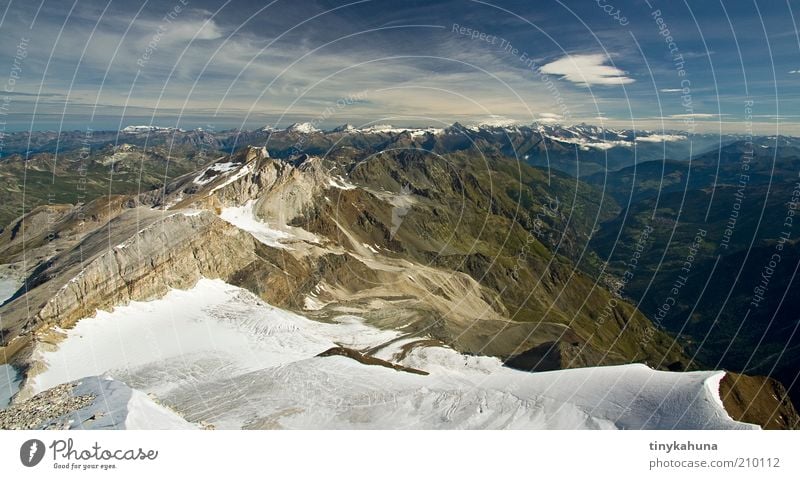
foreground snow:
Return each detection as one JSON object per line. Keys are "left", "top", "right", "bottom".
{"left": 26, "top": 279, "right": 757, "bottom": 430}
{"left": 40, "top": 376, "right": 194, "bottom": 430}
{"left": 29, "top": 280, "right": 399, "bottom": 396}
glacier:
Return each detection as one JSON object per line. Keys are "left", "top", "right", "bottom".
{"left": 21, "top": 279, "right": 757, "bottom": 430}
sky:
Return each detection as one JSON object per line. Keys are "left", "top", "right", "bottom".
{"left": 0, "top": 0, "right": 798, "bottom": 133}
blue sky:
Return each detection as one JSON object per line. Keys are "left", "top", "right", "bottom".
{"left": 0, "top": 0, "right": 798, "bottom": 133}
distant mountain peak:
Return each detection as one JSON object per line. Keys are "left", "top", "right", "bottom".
{"left": 330, "top": 124, "right": 356, "bottom": 132}
{"left": 468, "top": 116, "right": 519, "bottom": 129}
{"left": 286, "top": 122, "right": 320, "bottom": 134}
{"left": 121, "top": 125, "right": 180, "bottom": 133}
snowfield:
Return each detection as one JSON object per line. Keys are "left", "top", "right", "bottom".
{"left": 24, "top": 279, "right": 757, "bottom": 430}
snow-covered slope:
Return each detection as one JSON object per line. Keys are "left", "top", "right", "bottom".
{"left": 10, "top": 376, "right": 195, "bottom": 430}
{"left": 218, "top": 200, "right": 292, "bottom": 249}
{"left": 61, "top": 377, "right": 194, "bottom": 429}
{"left": 218, "top": 200, "right": 320, "bottom": 250}
{"left": 23, "top": 279, "right": 757, "bottom": 430}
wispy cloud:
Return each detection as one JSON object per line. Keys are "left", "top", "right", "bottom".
{"left": 681, "top": 50, "right": 714, "bottom": 59}
{"left": 667, "top": 113, "right": 719, "bottom": 119}
{"left": 535, "top": 112, "right": 563, "bottom": 123}
{"left": 539, "top": 53, "right": 634, "bottom": 86}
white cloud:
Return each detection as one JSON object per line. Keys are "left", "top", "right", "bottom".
{"left": 668, "top": 113, "right": 718, "bottom": 119}
{"left": 790, "top": 70, "right": 799, "bottom": 74}
{"left": 659, "top": 88, "right": 683, "bottom": 92}
{"left": 536, "top": 112, "right": 563, "bottom": 123}
{"left": 540, "top": 53, "right": 634, "bottom": 86}
{"left": 164, "top": 18, "right": 225, "bottom": 43}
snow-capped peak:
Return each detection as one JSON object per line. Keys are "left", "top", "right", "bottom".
{"left": 466, "top": 116, "right": 520, "bottom": 130}
{"left": 359, "top": 124, "right": 397, "bottom": 133}
{"left": 355, "top": 124, "right": 442, "bottom": 136}
{"left": 122, "top": 125, "right": 178, "bottom": 133}
{"left": 286, "top": 122, "right": 320, "bottom": 134}
{"left": 330, "top": 124, "right": 356, "bottom": 133}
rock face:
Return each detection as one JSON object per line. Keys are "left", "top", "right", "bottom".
{"left": 503, "top": 338, "right": 608, "bottom": 372}
{"left": 36, "top": 211, "right": 261, "bottom": 328}
{"left": 719, "top": 372, "right": 800, "bottom": 430}
{"left": 0, "top": 210, "right": 291, "bottom": 334}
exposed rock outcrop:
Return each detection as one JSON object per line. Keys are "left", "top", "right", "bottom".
{"left": 503, "top": 338, "right": 610, "bottom": 372}
{"left": 719, "top": 371, "right": 800, "bottom": 430}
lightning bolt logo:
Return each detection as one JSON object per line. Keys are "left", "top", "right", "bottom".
{"left": 20, "top": 439, "right": 45, "bottom": 467}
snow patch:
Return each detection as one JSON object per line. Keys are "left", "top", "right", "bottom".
{"left": 328, "top": 175, "right": 357, "bottom": 190}
{"left": 193, "top": 161, "right": 243, "bottom": 186}
{"left": 218, "top": 200, "right": 291, "bottom": 249}
{"left": 180, "top": 209, "right": 205, "bottom": 217}
{"left": 210, "top": 163, "right": 252, "bottom": 193}
{"left": 303, "top": 296, "right": 327, "bottom": 311}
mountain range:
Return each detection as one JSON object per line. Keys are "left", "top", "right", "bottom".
{"left": 0, "top": 122, "right": 796, "bottom": 430}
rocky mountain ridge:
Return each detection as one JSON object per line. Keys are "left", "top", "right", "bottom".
{"left": 0, "top": 141, "right": 797, "bottom": 429}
